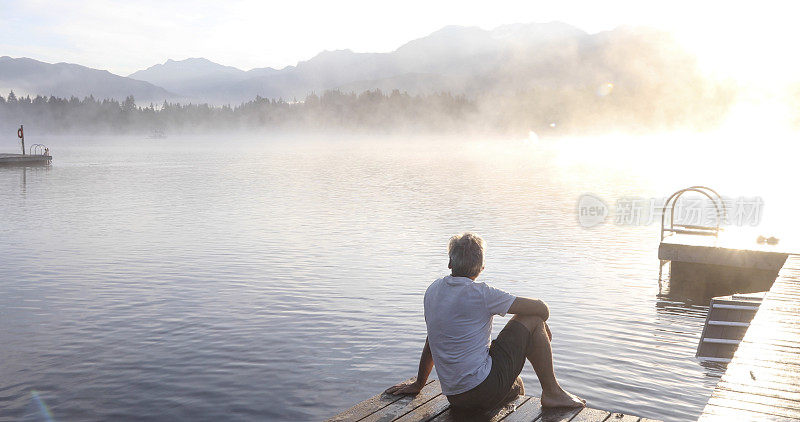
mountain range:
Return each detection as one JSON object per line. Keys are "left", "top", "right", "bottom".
{"left": 0, "top": 56, "right": 172, "bottom": 102}
{"left": 1, "top": 22, "right": 710, "bottom": 106}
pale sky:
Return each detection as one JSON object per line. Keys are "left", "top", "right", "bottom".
{"left": 2, "top": 0, "right": 800, "bottom": 83}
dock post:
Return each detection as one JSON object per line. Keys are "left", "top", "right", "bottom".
{"left": 18, "top": 125, "right": 25, "bottom": 155}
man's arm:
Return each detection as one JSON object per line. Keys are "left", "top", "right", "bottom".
{"left": 507, "top": 297, "right": 550, "bottom": 321}
{"left": 384, "top": 337, "right": 433, "bottom": 395}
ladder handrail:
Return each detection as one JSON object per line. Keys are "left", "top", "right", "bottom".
{"left": 661, "top": 186, "right": 727, "bottom": 241}
{"left": 29, "top": 144, "right": 49, "bottom": 156}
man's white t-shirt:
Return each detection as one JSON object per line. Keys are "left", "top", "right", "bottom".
{"left": 423, "top": 275, "right": 516, "bottom": 395}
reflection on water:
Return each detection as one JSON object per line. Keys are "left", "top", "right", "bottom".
{"left": 4, "top": 165, "right": 53, "bottom": 194}
{"left": 1, "top": 135, "right": 776, "bottom": 421}
{"left": 656, "top": 262, "right": 727, "bottom": 380}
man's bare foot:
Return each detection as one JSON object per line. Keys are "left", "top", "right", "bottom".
{"left": 541, "top": 388, "right": 586, "bottom": 408}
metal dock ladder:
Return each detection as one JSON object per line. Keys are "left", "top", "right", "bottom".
{"left": 660, "top": 185, "right": 727, "bottom": 241}
{"left": 696, "top": 292, "right": 764, "bottom": 363}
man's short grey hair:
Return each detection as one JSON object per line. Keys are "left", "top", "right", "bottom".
{"left": 448, "top": 232, "right": 486, "bottom": 278}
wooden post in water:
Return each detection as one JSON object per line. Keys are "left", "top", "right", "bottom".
{"left": 18, "top": 125, "right": 25, "bottom": 155}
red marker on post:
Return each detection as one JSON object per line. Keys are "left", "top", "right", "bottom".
{"left": 17, "top": 125, "right": 24, "bottom": 155}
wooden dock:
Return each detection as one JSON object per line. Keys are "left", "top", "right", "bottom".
{"left": 0, "top": 153, "right": 51, "bottom": 166}
{"left": 328, "top": 378, "right": 660, "bottom": 422}
{"left": 699, "top": 255, "right": 800, "bottom": 420}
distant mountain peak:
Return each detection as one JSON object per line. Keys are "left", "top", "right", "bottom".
{"left": 0, "top": 56, "right": 173, "bottom": 101}
{"left": 131, "top": 57, "right": 244, "bottom": 76}
{"left": 127, "top": 58, "right": 247, "bottom": 97}
{"left": 490, "top": 22, "right": 587, "bottom": 43}
{"left": 304, "top": 49, "right": 356, "bottom": 62}
{"left": 318, "top": 49, "right": 354, "bottom": 55}
{"left": 429, "top": 25, "right": 484, "bottom": 35}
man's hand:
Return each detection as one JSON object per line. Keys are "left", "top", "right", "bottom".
{"left": 384, "top": 379, "right": 423, "bottom": 395}
{"left": 387, "top": 338, "right": 433, "bottom": 396}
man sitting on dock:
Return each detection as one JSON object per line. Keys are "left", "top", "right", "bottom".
{"left": 386, "top": 232, "right": 585, "bottom": 412}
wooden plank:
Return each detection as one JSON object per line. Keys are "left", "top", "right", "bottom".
{"left": 393, "top": 394, "right": 451, "bottom": 422}
{"left": 698, "top": 403, "right": 783, "bottom": 422}
{"left": 762, "top": 302, "right": 800, "bottom": 311}
{"left": 722, "top": 364, "right": 800, "bottom": 389}
{"left": 710, "top": 388, "right": 800, "bottom": 413}
{"left": 764, "top": 296, "right": 800, "bottom": 303}
{"left": 746, "top": 315, "right": 800, "bottom": 326}
{"left": 749, "top": 313, "right": 800, "bottom": 324}
{"left": 568, "top": 407, "right": 611, "bottom": 421}
{"left": 742, "top": 326, "right": 800, "bottom": 350}
{"left": 720, "top": 359, "right": 800, "bottom": 374}
{"left": 497, "top": 396, "right": 543, "bottom": 422}
{"left": 728, "top": 345, "right": 800, "bottom": 366}
{"left": 765, "top": 289, "right": 800, "bottom": 296}
{"left": 753, "top": 300, "right": 800, "bottom": 310}
{"left": 716, "top": 382, "right": 800, "bottom": 404}
{"left": 326, "top": 378, "right": 422, "bottom": 421}
{"left": 537, "top": 406, "right": 584, "bottom": 422}
{"left": 744, "top": 323, "right": 800, "bottom": 335}
{"left": 360, "top": 381, "right": 443, "bottom": 422}
{"left": 721, "top": 375, "right": 800, "bottom": 395}
{"left": 780, "top": 256, "right": 800, "bottom": 271}
{"left": 742, "top": 315, "right": 800, "bottom": 325}
{"left": 739, "top": 340, "right": 800, "bottom": 353}
{"left": 767, "top": 294, "right": 800, "bottom": 301}
{"left": 428, "top": 395, "right": 529, "bottom": 422}
{"left": 734, "top": 342, "right": 800, "bottom": 358}
{"left": 604, "top": 413, "right": 640, "bottom": 422}
{"left": 759, "top": 304, "right": 800, "bottom": 314}
{"left": 700, "top": 403, "right": 791, "bottom": 421}
{"left": 739, "top": 335, "right": 800, "bottom": 348}
{"left": 760, "top": 297, "right": 800, "bottom": 306}
{"left": 741, "top": 324, "right": 800, "bottom": 340}
{"left": 705, "top": 395, "right": 800, "bottom": 420}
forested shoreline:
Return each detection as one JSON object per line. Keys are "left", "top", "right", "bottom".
{"left": 0, "top": 89, "right": 475, "bottom": 135}
{"left": 0, "top": 84, "right": 735, "bottom": 137}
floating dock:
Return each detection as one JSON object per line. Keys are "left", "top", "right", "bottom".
{"left": 0, "top": 153, "right": 52, "bottom": 166}
{"left": 699, "top": 255, "right": 800, "bottom": 420}
{"left": 657, "top": 184, "right": 800, "bottom": 420}
{"left": 659, "top": 232, "right": 793, "bottom": 270}
{"left": 659, "top": 232, "right": 791, "bottom": 295}
{"left": 327, "top": 378, "right": 660, "bottom": 422}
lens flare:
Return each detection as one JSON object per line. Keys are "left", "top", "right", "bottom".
{"left": 596, "top": 82, "right": 614, "bottom": 97}
{"left": 31, "top": 391, "right": 55, "bottom": 422}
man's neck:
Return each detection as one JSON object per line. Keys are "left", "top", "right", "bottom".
{"left": 451, "top": 273, "right": 479, "bottom": 281}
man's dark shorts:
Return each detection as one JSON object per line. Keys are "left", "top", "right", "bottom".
{"left": 445, "top": 320, "right": 531, "bottom": 411}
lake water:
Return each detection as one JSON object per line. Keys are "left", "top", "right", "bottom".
{"left": 0, "top": 134, "right": 794, "bottom": 421}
